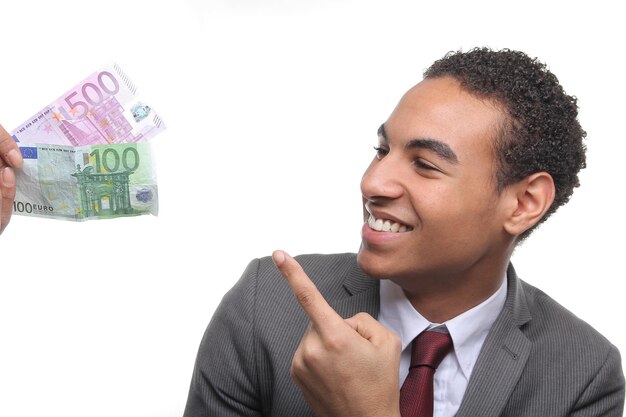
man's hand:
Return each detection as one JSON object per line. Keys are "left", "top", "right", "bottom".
{"left": 272, "top": 250, "right": 402, "bottom": 417}
{"left": 1, "top": 123, "right": 23, "bottom": 234}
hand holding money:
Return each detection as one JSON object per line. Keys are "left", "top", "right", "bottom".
{"left": 1, "top": 123, "right": 23, "bottom": 233}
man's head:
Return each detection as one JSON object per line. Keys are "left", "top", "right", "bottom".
{"left": 424, "top": 47, "right": 586, "bottom": 240}
{"left": 357, "top": 48, "right": 585, "bottom": 295}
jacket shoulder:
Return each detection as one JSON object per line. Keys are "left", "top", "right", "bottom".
{"left": 519, "top": 279, "right": 615, "bottom": 351}
{"left": 252, "top": 252, "right": 360, "bottom": 297}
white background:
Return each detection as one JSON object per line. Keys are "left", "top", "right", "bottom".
{"left": 1, "top": 1, "right": 624, "bottom": 416}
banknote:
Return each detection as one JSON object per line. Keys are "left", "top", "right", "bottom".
{"left": 13, "top": 143, "right": 158, "bottom": 221}
{"left": 12, "top": 64, "right": 165, "bottom": 146}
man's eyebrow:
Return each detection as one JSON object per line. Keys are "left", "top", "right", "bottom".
{"left": 406, "top": 138, "right": 459, "bottom": 164}
{"left": 378, "top": 123, "right": 458, "bottom": 164}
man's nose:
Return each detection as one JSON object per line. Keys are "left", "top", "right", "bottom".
{"left": 360, "top": 156, "right": 404, "bottom": 201}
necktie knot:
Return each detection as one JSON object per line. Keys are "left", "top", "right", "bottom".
{"left": 410, "top": 330, "right": 453, "bottom": 370}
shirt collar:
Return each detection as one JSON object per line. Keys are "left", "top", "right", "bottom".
{"left": 378, "top": 275, "right": 507, "bottom": 379}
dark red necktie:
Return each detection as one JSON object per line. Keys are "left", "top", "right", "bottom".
{"left": 399, "top": 330, "right": 453, "bottom": 417}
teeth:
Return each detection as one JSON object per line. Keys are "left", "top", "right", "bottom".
{"left": 367, "top": 214, "right": 411, "bottom": 233}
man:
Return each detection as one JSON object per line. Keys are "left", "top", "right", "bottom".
{"left": 0, "top": 124, "right": 23, "bottom": 235}
{"left": 183, "top": 48, "right": 625, "bottom": 416}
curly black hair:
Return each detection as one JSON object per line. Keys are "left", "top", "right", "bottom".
{"left": 424, "top": 47, "right": 586, "bottom": 240}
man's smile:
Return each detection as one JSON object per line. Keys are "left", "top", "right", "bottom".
{"left": 367, "top": 214, "right": 413, "bottom": 233}
{"left": 361, "top": 207, "right": 415, "bottom": 247}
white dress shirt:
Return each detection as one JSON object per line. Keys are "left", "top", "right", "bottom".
{"left": 378, "top": 275, "right": 507, "bottom": 417}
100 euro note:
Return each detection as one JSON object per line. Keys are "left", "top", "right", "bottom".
{"left": 12, "top": 63, "right": 165, "bottom": 146}
{"left": 13, "top": 143, "right": 157, "bottom": 221}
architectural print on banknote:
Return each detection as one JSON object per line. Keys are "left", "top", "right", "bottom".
{"left": 12, "top": 63, "right": 165, "bottom": 146}
{"left": 72, "top": 166, "right": 137, "bottom": 217}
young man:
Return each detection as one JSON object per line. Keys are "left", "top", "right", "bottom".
{"left": 183, "top": 48, "right": 625, "bottom": 417}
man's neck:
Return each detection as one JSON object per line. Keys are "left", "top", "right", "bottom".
{"left": 392, "top": 255, "right": 511, "bottom": 323}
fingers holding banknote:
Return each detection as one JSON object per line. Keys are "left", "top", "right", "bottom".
{"left": 272, "top": 250, "right": 402, "bottom": 417}
{"left": 1, "top": 123, "right": 23, "bottom": 234}
{"left": 0, "top": 124, "right": 23, "bottom": 169}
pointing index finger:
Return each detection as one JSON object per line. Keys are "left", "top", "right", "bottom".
{"left": 272, "top": 250, "right": 345, "bottom": 335}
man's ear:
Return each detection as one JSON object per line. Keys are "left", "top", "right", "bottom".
{"left": 503, "top": 172, "right": 555, "bottom": 236}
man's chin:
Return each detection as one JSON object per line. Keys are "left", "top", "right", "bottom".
{"left": 357, "top": 248, "right": 394, "bottom": 280}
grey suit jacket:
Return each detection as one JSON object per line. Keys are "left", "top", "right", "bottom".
{"left": 183, "top": 253, "right": 625, "bottom": 416}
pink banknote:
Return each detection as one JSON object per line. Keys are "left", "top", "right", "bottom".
{"left": 12, "top": 64, "right": 165, "bottom": 146}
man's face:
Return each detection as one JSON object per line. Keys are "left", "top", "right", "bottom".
{"left": 357, "top": 76, "right": 512, "bottom": 287}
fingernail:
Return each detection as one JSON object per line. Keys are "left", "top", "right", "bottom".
{"left": 7, "top": 148, "right": 23, "bottom": 168}
{"left": 272, "top": 250, "right": 285, "bottom": 266}
{"left": 2, "top": 167, "right": 15, "bottom": 187}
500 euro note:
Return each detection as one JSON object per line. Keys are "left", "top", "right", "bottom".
{"left": 14, "top": 143, "right": 157, "bottom": 221}
{"left": 12, "top": 64, "right": 165, "bottom": 146}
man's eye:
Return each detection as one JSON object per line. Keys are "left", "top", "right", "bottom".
{"left": 373, "top": 146, "right": 388, "bottom": 159}
{"left": 413, "top": 159, "right": 439, "bottom": 171}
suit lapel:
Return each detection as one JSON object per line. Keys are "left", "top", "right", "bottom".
{"left": 331, "top": 258, "right": 380, "bottom": 319}
{"left": 456, "top": 265, "right": 532, "bottom": 417}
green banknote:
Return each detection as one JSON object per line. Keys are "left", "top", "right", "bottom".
{"left": 14, "top": 143, "right": 157, "bottom": 221}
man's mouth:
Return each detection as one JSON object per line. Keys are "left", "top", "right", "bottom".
{"left": 367, "top": 214, "right": 413, "bottom": 233}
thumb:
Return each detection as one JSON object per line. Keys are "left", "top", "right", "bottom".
{"left": 345, "top": 312, "right": 401, "bottom": 347}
